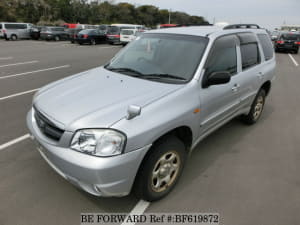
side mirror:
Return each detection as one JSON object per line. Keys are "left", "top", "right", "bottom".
{"left": 205, "top": 71, "right": 231, "bottom": 87}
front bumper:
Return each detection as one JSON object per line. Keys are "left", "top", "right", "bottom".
{"left": 26, "top": 109, "right": 151, "bottom": 197}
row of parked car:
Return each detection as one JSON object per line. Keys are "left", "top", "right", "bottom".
{"left": 0, "top": 22, "right": 146, "bottom": 46}
{"left": 271, "top": 30, "right": 300, "bottom": 54}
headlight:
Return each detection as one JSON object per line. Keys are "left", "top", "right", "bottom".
{"left": 70, "top": 129, "right": 126, "bottom": 157}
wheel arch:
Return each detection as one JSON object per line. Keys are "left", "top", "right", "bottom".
{"left": 260, "top": 81, "right": 271, "bottom": 96}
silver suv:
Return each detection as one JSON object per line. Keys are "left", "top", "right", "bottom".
{"left": 27, "top": 24, "right": 276, "bottom": 201}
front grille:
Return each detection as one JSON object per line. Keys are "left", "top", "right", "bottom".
{"left": 34, "top": 107, "right": 64, "bottom": 141}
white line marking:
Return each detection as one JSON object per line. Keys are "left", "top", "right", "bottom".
{"left": 0, "top": 88, "right": 39, "bottom": 101}
{"left": 120, "top": 200, "right": 150, "bottom": 225}
{"left": 0, "top": 60, "right": 38, "bottom": 68}
{"left": 0, "top": 134, "right": 30, "bottom": 151}
{"left": 0, "top": 57, "right": 13, "bottom": 60}
{"left": 288, "top": 54, "right": 299, "bottom": 67}
{"left": 0, "top": 65, "right": 70, "bottom": 80}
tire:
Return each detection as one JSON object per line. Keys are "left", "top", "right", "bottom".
{"left": 241, "top": 89, "right": 266, "bottom": 125}
{"left": 90, "top": 39, "right": 96, "bottom": 45}
{"left": 133, "top": 136, "right": 186, "bottom": 202}
{"left": 54, "top": 36, "right": 60, "bottom": 41}
{"left": 11, "top": 34, "right": 17, "bottom": 41}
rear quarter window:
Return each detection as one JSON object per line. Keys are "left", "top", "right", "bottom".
{"left": 257, "top": 34, "right": 274, "bottom": 61}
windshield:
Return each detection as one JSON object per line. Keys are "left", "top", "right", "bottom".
{"left": 105, "top": 33, "right": 208, "bottom": 83}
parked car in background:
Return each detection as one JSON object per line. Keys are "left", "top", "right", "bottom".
{"left": 274, "top": 32, "right": 300, "bottom": 54}
{"left": 30, "top": 26, "right": 43, "bottom": 40}
{"left": 67, "top": 24, "right": 98, "bottom": 43}
{"left": 40, "top": 27, "right": 69, "bottom": 41}
{"left": 27, "top": 24, "right": 276, "bottom": 202}
{"left": 68, "top": 28, "right": 83, "bottom": 43}
{"left": 120, "top": 29, "right": 143, "bottom": 46}
{"left": 98, "top": 24, "right": 109, "bottom": 34}
{"left": 107, "top": 24, "right": 145, "bottom": 45}
{"left": 75, "top": 29, "right": 106, "bottom": 45}
{"left": 0, "top": 22, "right": 33, "bottom": 40}
{"left": 271, "top": 31, "right": 280, "bottom": 41}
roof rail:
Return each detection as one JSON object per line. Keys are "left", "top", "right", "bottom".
{"left": 223, "top": 24, "right": 261, "bottom": 30}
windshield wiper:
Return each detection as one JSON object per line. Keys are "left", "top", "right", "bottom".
{"left": 142, "top": 74, "right": 187, "bottom": 81}
{"left": 105, "top": 67, "right": 143, "bottom": 76}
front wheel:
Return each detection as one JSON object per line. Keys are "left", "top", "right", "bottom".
{"left": 134, "top": 136, "right": 186, "bottom": 202}
{"left": 54, "top": 36, "right": 60, "bottom": 41}
{"left": 241, "top": 89, "right": 266, "bottom": 124}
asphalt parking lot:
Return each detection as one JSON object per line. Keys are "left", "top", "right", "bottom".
{"left": 0, "top": 40, "right": 300, "bottom": 225}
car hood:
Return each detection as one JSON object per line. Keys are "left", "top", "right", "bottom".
{"left": 34, "top": 67, "right": 183, "bottom": 131}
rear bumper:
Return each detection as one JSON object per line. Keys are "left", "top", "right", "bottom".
{"left": 26, "top": 108, "right": 151, "bottom": 197}
{"left": 275, "top": 44, "right": 299, "bottom": 51}
{"left": 107, "top": 37, "right": 121, "bottom": 44}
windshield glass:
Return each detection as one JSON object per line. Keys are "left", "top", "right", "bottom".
{"left": 105, "top": 33, "right": 208, "bottom": 83}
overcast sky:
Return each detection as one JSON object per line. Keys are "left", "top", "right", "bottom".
{"left": 114, "top": 0, "right": 299, "bottom": 30}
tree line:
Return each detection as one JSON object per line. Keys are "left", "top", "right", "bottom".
{"left": 0, "top": 0, "right": 208, "bottom": 27}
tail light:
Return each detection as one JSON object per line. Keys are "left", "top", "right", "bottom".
{"left": 107, "top": 34, "right": 120, "bottom": 38}
{"left": 83, "top": 34, "right": 88, "bottom": 38}
{"left": 295, "top": 42, "right": 300, "bottom": 45}
{"left": 276, "top": 40, "right": 284, "bottom": 44}
{"left": 3, "top": 29, "right": 6, "bottom": 33}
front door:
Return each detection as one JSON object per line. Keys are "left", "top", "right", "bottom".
{"left": 199, "top": 35, "right": 241, "bottom": 134}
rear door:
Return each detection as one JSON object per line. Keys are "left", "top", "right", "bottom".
{"left": 199, "top": 35, "right": 241, "bottom": 134}
{"left": 233, "top": 33, "right": 263, "bottom": 109}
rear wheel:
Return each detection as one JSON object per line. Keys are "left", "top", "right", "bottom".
{"left": 241, "top": 89, "right": 266, "bottom": 124}
{"left": 90, "top": 39, "right": 96, "bottom": 45}
{"left": 134, "top": 136, "right": 186, "bottom": 201}
{"left": 11, "top": 34, "right": 17, "bottom": 41}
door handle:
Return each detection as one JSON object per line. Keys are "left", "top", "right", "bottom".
{"left": 232, "top": 84, "right": 240, "bottom": 92}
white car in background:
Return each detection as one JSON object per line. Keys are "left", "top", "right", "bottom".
{"left": 120, "top": 29, "right": 143, "bottom": 46}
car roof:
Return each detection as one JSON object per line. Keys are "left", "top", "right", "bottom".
{"left": 147, "top": 26, "right": 268, "bottom": 38}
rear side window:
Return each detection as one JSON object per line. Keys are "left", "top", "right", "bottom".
{"left": 204, "top": 35, "right": 238, "bottom": 77}
{"left": 51, "top": 27, "right": 64, "bottom": 32}
{"left": 238, "top": 33, "right": 260, "bottom": 70}
{"left": 5, "top": 24, "right": 27, "bottom": 29}
{"left": 257, "top": 34, "right": 274, "bottom": 61}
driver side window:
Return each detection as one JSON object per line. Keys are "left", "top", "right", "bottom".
{"left": 204, "top": 35, "right": 238, "bottom": 80}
